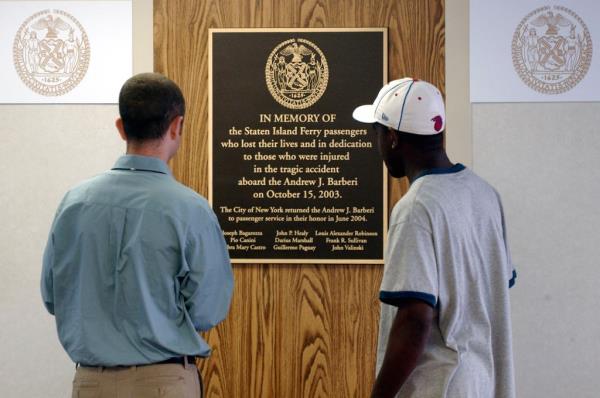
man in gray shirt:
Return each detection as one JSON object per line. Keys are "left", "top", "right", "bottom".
{"left": 41, "top": 73, "right": 233, "bottom": 397}
{"left": 353, "top": 78, "right": 516, "bottom": 398}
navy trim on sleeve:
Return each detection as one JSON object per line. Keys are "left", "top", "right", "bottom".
{"left": 509, "top": 270, "right": 517, "bottom": 288}
{"left": 380, "top": 291, "right": 437, "bottom": 308}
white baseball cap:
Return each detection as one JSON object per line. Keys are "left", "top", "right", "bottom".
{"left": 352, "top": 78, "right": 445, "bottom": 135}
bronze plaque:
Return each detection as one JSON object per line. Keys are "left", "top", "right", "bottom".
{"left": 209, "top": 28, "right": 387, "bottom": 264}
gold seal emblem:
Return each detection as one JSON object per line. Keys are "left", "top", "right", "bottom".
{"left": 13, "top": 9, "right": 91, "bottom": 96}
{"left": 265, "top": 38, "right": 328, "bottom": 109}
{"left": 512, "top": 5, "right": 592, "bottom": 95}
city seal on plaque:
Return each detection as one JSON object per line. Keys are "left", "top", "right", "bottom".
{"left": 512, "top": 5, "right": 592, "bottom": 95}
{"left": 265, "top": 38, "right": 329, "bottom": 109}
{"left": 13, "top": 9, "right": 91, "bottom": 96}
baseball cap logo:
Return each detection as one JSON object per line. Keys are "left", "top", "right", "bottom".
{"left": 381, "top": 112, "right": 389, "bottom": 121}
{"left": 431, "top": 115, "right": 443, "bottom": 132}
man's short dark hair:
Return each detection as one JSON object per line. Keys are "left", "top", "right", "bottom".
{"left": 118, "top": 73, "right": 185, "bottom": 141}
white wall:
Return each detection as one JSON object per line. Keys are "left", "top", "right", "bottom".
{"left": 447, "top": 1, "right": 600, "bottom": 397}
{"left": 474, "top": 103, "right": 600, "bottom": 397}
{"left": 0, "top": 1, "right": 153, "bottom": 397}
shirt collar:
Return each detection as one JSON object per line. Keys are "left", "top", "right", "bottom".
{"left": 413, "top": 163, "right": 466, "bottom": 182}
{"left": 112, "top": 155, "right": 172, "bottom": 176}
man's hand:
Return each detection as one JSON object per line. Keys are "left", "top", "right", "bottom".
{"left": 371, "top": 299, "right": 434, "bottom": 398}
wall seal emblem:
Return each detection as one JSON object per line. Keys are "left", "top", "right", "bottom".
{"left": 13, "top": 9, "right": 91, "bottom": 96}
{"left": 512, "top": 5, "right": 592, "bottom": 95}
{"left": 265, "top": 38, "right": 328, "bottom": 109}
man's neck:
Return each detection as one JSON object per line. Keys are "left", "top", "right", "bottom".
{"left": 126, "top": 142, "right": 171, "bottom": 163}
{"left": 405, "top": 151, "right": 454, "bottom": 184}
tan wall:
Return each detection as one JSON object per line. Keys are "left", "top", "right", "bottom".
{"left": 445, "top": 0, "right": 471, "bottom": 167}
{"left": 0, "top": 1, "right": 153, "bottom": 397}
{"left": 154, "top": 0, "right": 444, "bottom": 396}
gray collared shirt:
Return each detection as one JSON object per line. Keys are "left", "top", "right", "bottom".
{"left": 41, "top": 155, "right": 233, "bottom": 366}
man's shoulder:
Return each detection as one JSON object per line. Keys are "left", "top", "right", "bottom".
{"left": 455, "top": 169, "right": 503, "bottom": 206}
{"left": 416, "top": 167, "right": 500, "bottom": 203}
{"left": 59, "top": 172, "right": 108, "bottom": 205}
{"left": 389, "top": 186, "right": 429, "bottom": 229}
{"left": 391, "top": 168, "right": 501, "bottom": 224}
{"left": 165, "top": 179, "right": 212, "bottom": 211}
{"left": 146, "top": 178, "right": 218, "bottom": 227}
{"left": 459, "top": 168, "right": 499, "bottom": 193}
{"left": 60, "top": 171, "right": 213, "bottom": 220}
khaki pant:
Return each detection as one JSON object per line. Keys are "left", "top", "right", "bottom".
{"left": 72, "top": 361, "right": 202, "bottom": 398}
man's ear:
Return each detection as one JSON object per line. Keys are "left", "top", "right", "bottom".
{"left": 388, "top": 128, "right": 399, "bottom": 150}
{"left": 115, "top": 118, "right": 127, "bottom": 141}
{"left": 168, "top": 116, "right": 184, "bottom": 140}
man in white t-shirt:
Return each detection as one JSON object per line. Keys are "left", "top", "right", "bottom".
{"left": 353, "top": 78, "right": 517, "bottom": 398}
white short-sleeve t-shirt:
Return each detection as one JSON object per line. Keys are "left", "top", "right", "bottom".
{"left": 377, "top": 164, "right": 516, "bottom": 398}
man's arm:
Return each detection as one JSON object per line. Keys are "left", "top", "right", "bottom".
{"left": 371, "top": 299, "right": 434, "bottom": 398}
{"left": 41, "top": 231, "right": 55, "bottom": 315}
{"left": 41, "top": 198, "right": 67, "bottom": 315}
{"left": 181, "top": 218, "right": 234, "bottom": 331}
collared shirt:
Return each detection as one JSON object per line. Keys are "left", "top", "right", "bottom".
{"left": 41, "top": 155, "right": 233, "bottom": 366}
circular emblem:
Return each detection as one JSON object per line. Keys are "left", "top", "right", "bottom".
{"left": 512, "top": 5, "right": 592, "bottom": 95}
{"left": 265, "top": 38, "right": 329, "bottom": 109}
{"left": 13, "top": 9, "right": 91, "bottom": 96}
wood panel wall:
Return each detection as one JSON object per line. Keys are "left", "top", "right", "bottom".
{"left": 154, "top": 1, "right": 445, "bottom": 396}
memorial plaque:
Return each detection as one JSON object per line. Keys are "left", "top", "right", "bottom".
{"left": 209, "top": 28, "right": 387, "bottom": 264}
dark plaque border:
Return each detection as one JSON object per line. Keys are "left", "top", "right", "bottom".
{"left": 209, "top": 28, "right": 387, "bottom": 264}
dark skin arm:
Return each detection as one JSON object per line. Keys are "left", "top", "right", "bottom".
{"left": 371, "top": 299, "right": 435, "bottom": 398}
